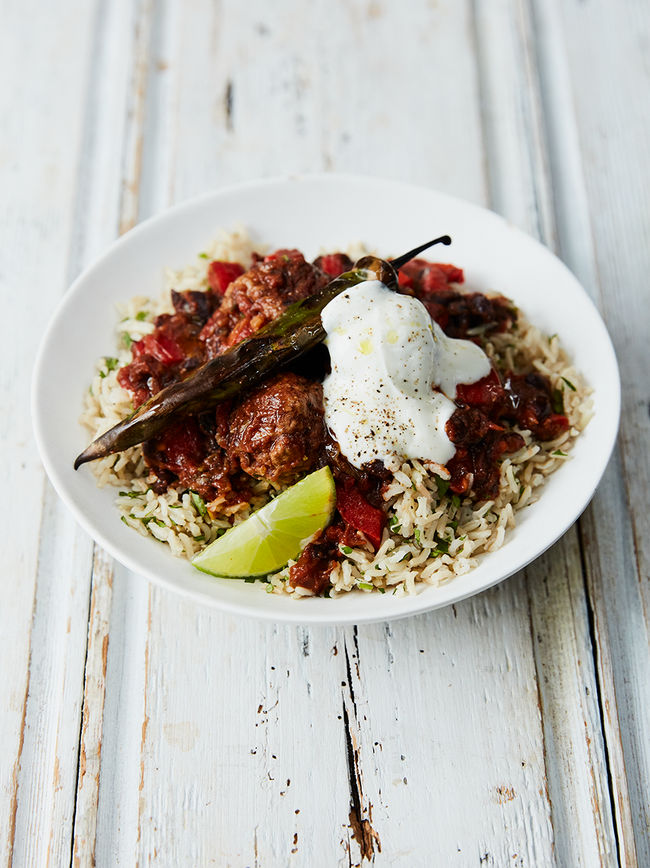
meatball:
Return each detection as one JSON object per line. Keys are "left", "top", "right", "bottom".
{"left": 222, "top": 372, "right": 325, "bottom": 484}
{"left": 200, "top": 250, "right": 328, "bottom": 357}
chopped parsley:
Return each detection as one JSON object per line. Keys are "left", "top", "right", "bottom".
{"left": 552, "top": 449, "right": 568, "bottom": 457}
{"left": 341, "top": 545, "right": 353, "bottom": 554}
{"left": 451, "top": 494, "right": 461, "bottom": 509}
{"left": 135, "top": 310, "right": 148, "bottom": 321}
{"left": 561, "top": 376, "right": 576, "bottom": 392}
{"left": 435, "top": 476, "right": 450, "bottom": 497}
{"left": 389, "top": 515, "right": 401, "bottom": 533}
{"left": 119, "top": 490, "right": 142, "bottom": 499}
{"left": 104, "top": 356, "right": 119, "bottom": 372}
{"left": 552, "top": 388, "right": 564, "bottom": 414}
{"left": 434, "top": 536, "right": 450, "bottom": 553}
{"left": 198, "top": 252, "right": 209, "bottom": 259}
{"left": 377, "top": 587, "right": 386, "bottom": 594}
{"left": 190, "top": 490, "right": 208, "bottom": 517}
{"left": 358, "top": 582, "right": 374, "bottom": 591}
{"left": 413, "top": 528, "right": 421, "bottom": 545}
{"left": 121, "top": 332, "right": 134, "bottom": 350}
{"left": 448, "top": 519, "right": 458, "bottom": 530}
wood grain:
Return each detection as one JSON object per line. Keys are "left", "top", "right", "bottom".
{"left": 71, "top": 548, "right": 113, "bottom": 868}
{"left": 1, "top": 0, "right": 648, "bottom": 865}
{"left": 534, "top": 0, "right": 650, "bottom": 862}
{"left": 0, "top": 1, "right": 98, "bottom": 863}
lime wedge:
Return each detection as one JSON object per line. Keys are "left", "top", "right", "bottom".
{"left": 191, "top": 466, "right": 336, "bottom": 578}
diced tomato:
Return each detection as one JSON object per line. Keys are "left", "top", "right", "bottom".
{"left": 431, "top": 263, "right": 464, "bottom": 284}
{"left": 397, "top": 269, "right": 414, "bottom": 289}
{"left": 132, "top": 332, "right": 184, "bottom": 364}
{"left": 317, "top": 254, "right": 351, "bottom": 278}
{"left": 455, "top": 369, "right": 502, "bottom": 408}
{"left": 207, "top": 261, "right": 245, "bottom": 295}
{"left": 335, "top": 479, "right": 385, "bottom": 550}
{"left": 421, "top": 265, "right": 458, "bottom": 294}
{"left": 263, "top": 249, "right": 303, "bottom": 263}
{"left": 398, "top": 259, "right": 463, "bottom": 296}
{"left": 225, "top": 316, "right": 255, "bottom": 348}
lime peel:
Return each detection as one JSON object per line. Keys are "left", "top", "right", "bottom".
{"left": 191, "top": 467, "right": 336, "bottom": 578}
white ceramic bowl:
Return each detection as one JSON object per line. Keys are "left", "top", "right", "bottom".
{"left": 32, "top": 175, "right": 620, "bottom": 624}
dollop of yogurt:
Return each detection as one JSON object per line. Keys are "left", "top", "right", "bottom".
{"left": 321, "top": 280, "right": 491, "bottom": 468}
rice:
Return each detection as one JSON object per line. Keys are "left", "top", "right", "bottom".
{"left": 80, "top": 229, "right": 592, "bottom": 598}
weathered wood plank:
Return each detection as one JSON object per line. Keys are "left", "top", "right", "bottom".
{"left": 70, "top": 1, "right": 165, "bottom": 864}
{"left": 0, "top": 1, "right": 100, "bottom": 863}
{"left": 349, "top": 592, "right": 556, "bottom": 866}
{"left": 9, "top": 488, "right": 94, "bottom": 868}
{"left": 472, "top": 2, "right": 620, "bottom": 863}
{"left": 526, "top": 531, "right": 617, "bottom": 867}
{"left": 2, "top": 0, "right": 159, "bottom": 864}
{"left": 533, "top": 0, "right": 650, "bottom": 863}
{"left": 71, "top": 548, "right": 113, "bottom": 868}
{"left": 92, "top": 569, "right": 151, "bottom": 867}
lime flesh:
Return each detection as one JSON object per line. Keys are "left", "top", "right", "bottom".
{"left": 191, "top": 466, "right": 336, "bottom": 578}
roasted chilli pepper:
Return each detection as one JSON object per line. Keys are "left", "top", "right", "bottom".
{"left": 74, "top": 237, "right": 451, "bottom": 469}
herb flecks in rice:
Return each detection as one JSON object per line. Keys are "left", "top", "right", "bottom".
{"left": 79, "top": 229, "right": 592, "bottom": 597}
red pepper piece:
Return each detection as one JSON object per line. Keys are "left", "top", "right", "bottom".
{"left": 336, "top": 480, "right": 385, "bottom": 550}
{"left": 316, "top": 254, "right": 351, "bottom": 278}
{"left": 132, "top": 332, "right": 185, "bottom": 364}
{"left": 422, "top": 262, "right": 464, "bottom": 290}
{"left": 262, "top": 249, "right": 304, "bottom": 263}
{"left": 224, "top": 316, "right": 255, "bottom": 348}
{"left": 398, "top": 259, "right": 464, "bottom": 295}
{"left": 207, "top": 261, "right": 245, "bottom": 295}
{"left": 397, "top": 269, "right": 414, "bottom": 289}
{"left": 455, "top": 368, "right": 502, "bottom": 408}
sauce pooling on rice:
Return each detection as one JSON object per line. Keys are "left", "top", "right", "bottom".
{"left": 321, "top": 280, "right": 491, "bottom": 468}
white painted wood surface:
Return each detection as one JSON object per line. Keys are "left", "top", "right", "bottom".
{"left": 2, "top": 0, "right": 648, "bottom": 865}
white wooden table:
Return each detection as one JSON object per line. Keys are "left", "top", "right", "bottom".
{"left": 3, "top": 1, "right": 648, "bottom": 865}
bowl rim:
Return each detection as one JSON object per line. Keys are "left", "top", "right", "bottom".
{"left": 31, "top": 172, "right": 621, "bottom": 624}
